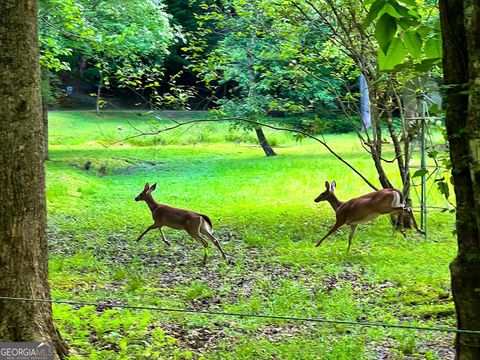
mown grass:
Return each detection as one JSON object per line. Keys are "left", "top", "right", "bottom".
{"left": 47, "top": 110, "right": 456, "bottom": 359}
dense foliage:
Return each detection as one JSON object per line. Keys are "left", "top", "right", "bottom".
{"left": 39, "top": 0, "right": 177, "bottom": 110}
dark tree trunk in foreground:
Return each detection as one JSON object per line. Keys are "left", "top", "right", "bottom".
{"left": 0, "top": 1, "right": 68, "bottom": 357}
{"left": 255, "top": 127, "right": 277, "bottom": 157}
{"left": 439, "top": 0, "right": 480, "bottom": 358}
{"left": 42, "top": 97, "right": 49, "bottom": 160}
{"left": 41, "top": 68, "right": 49, "bottom": 161}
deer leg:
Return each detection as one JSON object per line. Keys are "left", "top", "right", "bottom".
{"left": 200, "top": 221, "right": 228, "bottom": 261}
{"left": 346, "top": 224, "right": 357, "bottom": 254}
{"left": 186, "top": 222, "right": 210, "bottom": 264}
{"left": 198, "top": 237, "right": 209, "bottom": 265}
{"left": 316, "top": 220, "right": 344, "bottom": 247}
{"left": 136, "top": 224, "right": 158, "bottom": 242}
{"left": 393, "top": 208, "right": 406, "bottom": 238}
{"left": 158, "top": 228, "right": 171, "bottom": 247}
{"left": 406, "top": 207, "right": 425, "bottom": 235}
{"left": 207, "top": 234, "right": 227, "bottom": 261}
{"left": 190, "top": 234, "right": 209, "bottom": 264}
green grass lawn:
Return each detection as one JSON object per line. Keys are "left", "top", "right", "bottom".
{"left": 47, "top": 110, "right": 456, "bottom": 359}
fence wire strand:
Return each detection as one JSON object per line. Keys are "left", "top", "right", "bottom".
{"left": 1, "top": 296, "right": 479, "bottom": 334}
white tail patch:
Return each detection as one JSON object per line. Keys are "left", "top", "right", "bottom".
{"left": 391, "top": 192, "right": 404, "bottom": 209}
{"left": 197, "top": 218, "right": 204, "bottom": 237}
{"left": 201, "top": 218, "right": 210, "bottom": 230}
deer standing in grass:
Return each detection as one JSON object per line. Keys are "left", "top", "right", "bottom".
{"left": 135, "top": 183, "right": 228, "bottom": 263}
{"left": 314, "top": 181, "right": 422, "bottom": 253}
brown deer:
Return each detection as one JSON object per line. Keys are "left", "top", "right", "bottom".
{"left": 135, "top": 183, "right": 228, "bottom": 263}
{"left": 314, "top": 181, "right": 422, "bottom": 253}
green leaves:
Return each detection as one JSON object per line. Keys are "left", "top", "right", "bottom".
{"left": 39, "top": 0, "right": 176, "bottom": 76}
{"left": 424, "top": 35, "right": 442, "bottom": 59}
{"left": 187, "top": 0, "right": 343, "bottom": 120}
{"left": 365, "top": 0, "right": 441, "bottom": 73}
{"left": 435, "top": 178, "right": 450, "bottom": 199}
{"left": 412, "top": 169, "right": 429, "bottom": 178}
{"left": 403, "top": 29, "right": 422, "bottom": 58}
{"left": 411, "top": 170, "right": 452, "bottom": 205}
{"left": 378, "top": 37, "right": 406, "bottom": 70}
{"left": 376, "top": 14, "right": 397, "bottom": 54}
{"left": 364, "top": 0, "right": 386, "bottom": 28}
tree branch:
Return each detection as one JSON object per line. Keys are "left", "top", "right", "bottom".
{"left": 115, "top": 116, "right": 379, "bottom": 190}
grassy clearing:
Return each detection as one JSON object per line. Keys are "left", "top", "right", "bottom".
{"left": 47, "top": 111, "right": 456, "bottom": 359}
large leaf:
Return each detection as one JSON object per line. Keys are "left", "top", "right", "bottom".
{"left": 425, "top": 36, "right": 442, "bottom": 59}
{"left": 412, "top": 169, "right": 429, "bottom": 178}
{"left": 364, "top": 0, "right": 387, "bottom": 28}
{"left": 399, "top": 0, "right": 418, "bottom": 6}
{"left": 383, "top": 3, "right": 401, "bottom": 18}
{"left": 403, "top": 29, "right": 422, "bottom": 58}
{"left": 436, "top": 179, "right": 450, "bottom": 199}
{"left": 413, "top": 58, "right": 442, "bottom": 72}
{"left": 375, "top": 13, "right": 397, "bottom": 54}
{"left": 391, "top": 1, "right": 414, "bottom": 18}
{"left": 378, "top": 37, "right": 406, "bottom": 71}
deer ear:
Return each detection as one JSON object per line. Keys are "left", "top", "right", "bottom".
{"left": 144, "top": 183, "right": 150, "bottom": 191}
{"left": 325, "top": 181, "right": 330, "bottom": 190}
{"left": 330, "top": 181, "right": 336, "bottom": 191}
{"left": 150, "top": 183, "right": 157, "bottom": 192}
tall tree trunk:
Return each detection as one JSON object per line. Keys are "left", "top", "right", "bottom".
{"left": 78, "top": 56, "right": 87, "bottom": 78}
{"left": 247, "top": 15, "right": 276, "bottom": 157}
{"left": 439, "top": 0, "right": 480, "bottom": 358}
{"left": 0, "top": 1, "right": 68, "bottom": 358}
{"left": 369, "top": 90, "right": 393, "bottom": 189}
{"left": 41, "top": 67, "right": 49, "bottom": 161}
{"left": 42, "top": 96, "right": 49, "bottom": 160}
{"left": 255, "top": 127, "right": 277, "bottom": 157}
{"left": 96, "top": 74, "right": 102, "bottom": 116}
{"left": 385, "top": 113, "right": 417, "bottom": 229}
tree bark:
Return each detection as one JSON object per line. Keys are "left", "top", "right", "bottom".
{"left": 42, "top": 95, "right": 49, "bottom": 160}
{"left": 0, "top": 1, "right": 68, "bottom": 357}
{"left": 96, "top": 74, "right": 102, "bottom": 116}
{"left": 255, "top": 127, "right": 277, "bottom": 157}
{"left": 439, "top": 0, "right": 480, "bottom": 358}
{"left": 41, "top": 67, "right": 49, "bottom": 161}
{"left": 78, "top": 56, "right": 87, "bottom": 78}
{"left": 368, "top": 87, "right": 394, "bottom": 189}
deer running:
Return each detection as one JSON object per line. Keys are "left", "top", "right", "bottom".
{"left": 135, "top": 183, "right": 228, "bottom": 263}
{"left": 314, "top": 181, "right": 422, "bottom": 253}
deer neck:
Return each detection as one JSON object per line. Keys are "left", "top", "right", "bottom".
{"left": 327, "top": 195, "right": 343, "bottom": 211}
{"left": 144, "top": 194, "right": 160, "bottom": 212}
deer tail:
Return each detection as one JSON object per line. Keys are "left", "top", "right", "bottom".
{"left": 200, "top": 214, "right": 213, "bottom": 229}
{"left": 393, "top": 189, "right": 405, "bottom": 208}
{"left": 397, "top": 189, "right": 404, "bottom": 203}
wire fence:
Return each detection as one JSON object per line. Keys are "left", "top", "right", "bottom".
{"left": 1, "top": 296, "right": 479, "bottom": 335}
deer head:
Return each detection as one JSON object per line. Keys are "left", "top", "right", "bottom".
{"left": 135, "top": 182, "right": 157, "bottom": 201}
{"left": 314, "top": 180, "right": 336, "bottom": 203}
